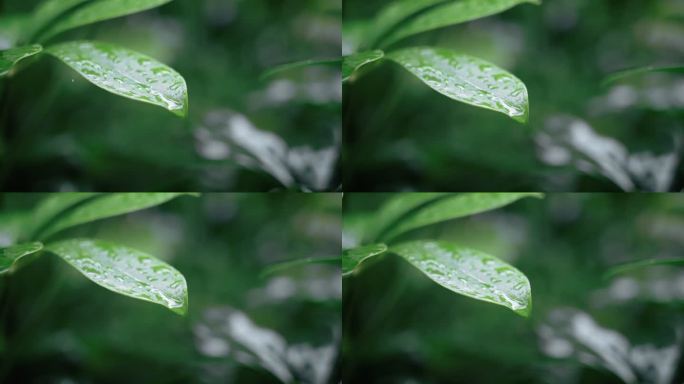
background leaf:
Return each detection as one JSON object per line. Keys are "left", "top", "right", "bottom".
{"left": 342, "top": 243, "right": 388, "bottom": 276}
{"left": 0, "top": 242, "right": 43, "bottom": 274}
{"left": 26, "top": 0, "right": 90, "bottom": 41}
{"left": 0, "top": 45, "right": 42, "bottom": 76}
{"left": 382, "top": 193, "right": 541, "bottom": 241}
{"left": 47, "top": 239, "right": 188, "bottom": 315}
{"left": 343, "top": 50, "right": 384, "bottom": 82}
{"left": 388, "top": 47, "right": 530, "bottom": 122}
{"left": 47, "top": 41, "right": 188, "bottom": 116}
{"left": 261, "top": 256, "right": 341, "bottom": 277}
{"left": 604, "top": 65, "right": 684, "bottom": 85}
{"left": 366, "top": 0, "right": 449, "bottom": 48}
{"left": 37, "top": 193, "right": 194, "bottom": 240}
{"left": 391, "top": 240, "right": 532, "bottom": 316}
{"left": 38, "top": 0, "right": 173, "bottom": 41}
{"left": 381, "top": 0, "right": 540, "bottom": 47}
{"left": 370, "top": 193, "right": 447, "bottom": 242}
{"left": 261, "top": 58, "right": 340, "bottom": 80}
{"left": 605, "top": 257, "right": 684, "bottom": 278}
{"left": 26, "top": 193, "right": 98, "bottom": 240}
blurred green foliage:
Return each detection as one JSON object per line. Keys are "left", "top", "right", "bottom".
{"left": 0, "top": 0, "right": 341, "bottom": 191}
{"left": 344, "top": 193, "right": 684, "bottom": 383}
{"left": 0, "top": 192, "right": 341, "bottom": 383}
{"left": 343, "top": 0, "right": 684, "bottom": 192}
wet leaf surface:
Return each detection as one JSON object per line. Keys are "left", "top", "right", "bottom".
{"left": 381, "top": 0, "right": 540, "bottom": 46}
{"left": 37, "top": 193, "right": 194, "bottom": 240}
{"left": 343, "top": 50, "right": 384, "bottom": 82}
{"left": 47, "top": 41, "right": 188, "bottom": 116}
{"left": 382, "top": 193, "right": 541, "bottom": 241}
{"left": 388, "top": 47, "right": 529, "bottom": 122}
{"left": 0, "top": 242, "right": 43, "bottom": 274}
{"left": 392, "top": 240, "right": 532, "bottom": 316}
{"left": 39, "top": 0, "right": 173, "bottom": 41}
{"left": 342, "top": 243, "right": 388, "bottom": 276}
{"left": 0, "top": 45, "right": 42, "bottom": 76}
{"left": 47, "top": 239, "right": 188, "bottom": 315}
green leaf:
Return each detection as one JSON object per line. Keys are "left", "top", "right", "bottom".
{"left": 38, "top": 0, "right": 174, "bottom": 42}
{"left": 342, "top": 243, "right": 388, "bottom": 277}
{"left": 343, "top": 50, "right": 384, "bottom": 82}
{"left": 261, "top": 256, "right": 340, "bottom": 278}
{"left": 27, "top": 193, "right": 99, "bottom": 239}
{"left": 367, "top": 0, "right": 449, "bottom": 47}
{"left": 371, "top": 193, "right": 448, "bottom": 242}
{"left": 0, "top": 45, "right": 42, "bottom": 77}
{"left": 381, "top": 0, "right": 540, "bottom": 47}
{"left": 26, "top": 0, "right": 90, "bottom": 41}
{"left": 382, "top": 193, "right": 542, "bottom": 242}
{"left": 388, "top": 47, "right": 530, "bottom": 123}
{"left": 37, "top": 193, "right": 195, "bottom": 240}
{"left": 392, "top": 240, "right": 531, "bottom": 316}
{"left": 0, "top": 242, "right": 43, "bottom": 274}
{"left": 261, "top": 58, "right": 340, "bottom": 80}
{"left": 47, "top": 41, "right": 188, "bottom": 116}
{"left": 47, "top": 239, "right": 188, "bottom": 315}
{"left": 604, "top": 65, "right": 684, "bottom": 85}
{"left": 605, "top": 257, "right": 684, "bottom": 279}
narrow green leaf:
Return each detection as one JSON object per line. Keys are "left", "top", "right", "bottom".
{"left": 47, "top": 41, "right": 188, "bottom": 116}
{"left": 261, "top": 58, "right": 340, "bottom": 80}
{"left": 27, "top": 193, "right": 98, "bottom": 239}
{"left": 604, "top": 65, "right": 684, "bottom": 85}
{"left": 605, "top": 257, "right": 684, "bottom": 279}
{"left": 47, "top": 239, "right": 188, "bottom": 315}
{"left": 26, "top": 0, "right": 90, "bottom": 41}
{"left": 0, "top": 242, "right": 43, "bottom": 274}
{"left": 37, "top": 193, "right": 195, "bottom": 240}
{"left": 392, "top": 240, "right": 532, "bottom": 316}
{"left": 38, "top": 0, "right": 173, "bottom": 42}
{"left": 371, "top": 193, "right": 448, "bottom": 242}
{"left": 382, "top": 193, "right": 542, "bottom": 241}
{"left": 342, "top": 243, "right": 388, "bottom": 277}
{"left": 343, "top": 50, "right": 384, "bottom": 82}
{"left": 261, "top": 256, "right": 340, "bottom": 278}
{"left": 367, "top": 0, "right": 450, "bottom": 47}
{"left": 388, "top": 47, "right": 530, "bottom": 122}
{"left": 0, "top": 45, "right": 42, "bottom": 77}
{"left": 381, "top": 0, "right": 540, "bottom": 47}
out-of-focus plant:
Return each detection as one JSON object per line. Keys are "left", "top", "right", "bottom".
{"left": 0, "top": 193, "right": 194, "bottom": 314}
{"left": 0, "top": 0, "right": 188, "bottom": 116}
{"left": 342, "top": 0, "right": 540, "bottom": 123}
{"left": 343, "top": 192, "right": 541, "bottom": 317}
